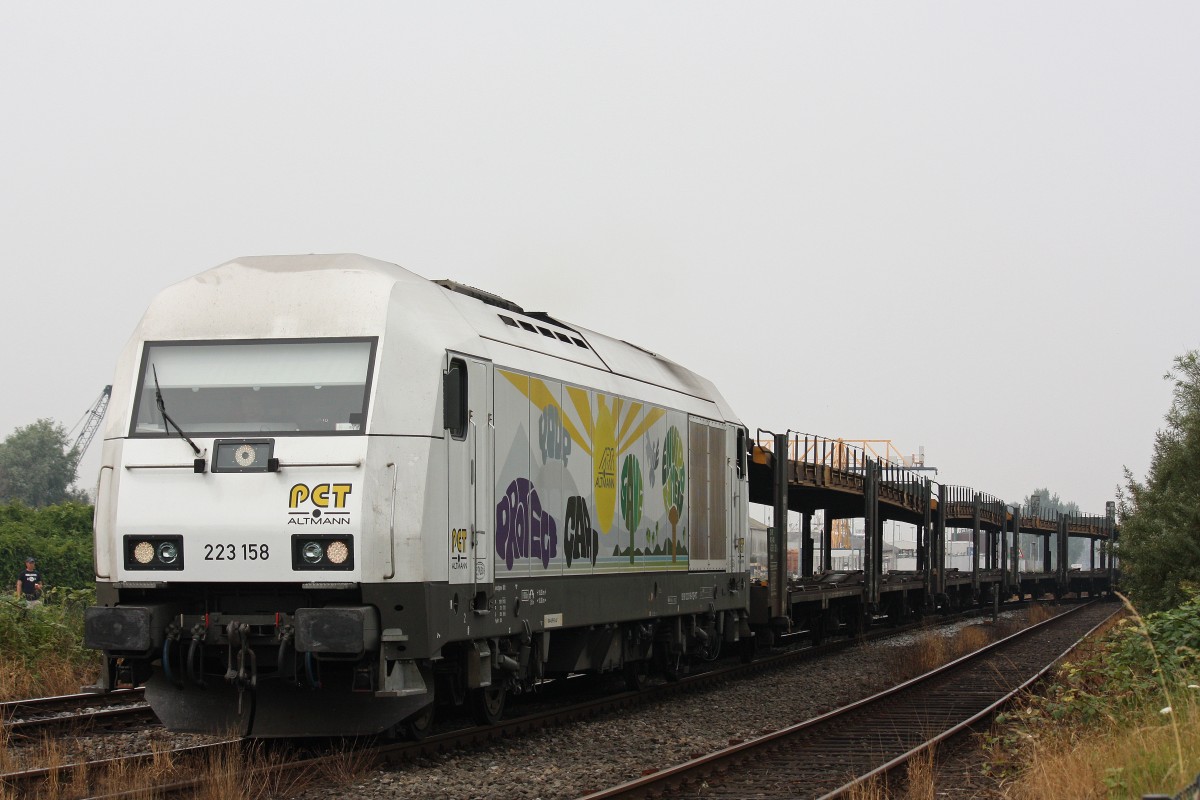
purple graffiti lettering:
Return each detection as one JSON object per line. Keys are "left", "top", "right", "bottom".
{"left": 495, "top": 478, "right": 558, "bottom": 570}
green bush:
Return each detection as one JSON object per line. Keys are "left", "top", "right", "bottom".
{"left": 1003, "top": 595, "right": 1200, "bottom": 730}
{"left": 0, "top": 586, "right": 97, "bottom": 671}
{"left": 0, "top": 500, "right": 95, "bottom": 592}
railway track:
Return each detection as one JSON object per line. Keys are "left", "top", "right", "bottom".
{"left": 578, "top": 599, "right": 1118, "bottom": 799}
{"left": 0, "top": 689, "right": 156, "bottom": 740}
{"left": 0, "top": 601, "right": 1076, "bottom": 799}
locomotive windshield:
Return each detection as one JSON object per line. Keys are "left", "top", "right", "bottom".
{"left": 130, "top": 338, "right": 376, "bottom": 437}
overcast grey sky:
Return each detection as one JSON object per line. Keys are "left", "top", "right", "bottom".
{"left": 2, "top": 3, "right": 1196, "bottom": 514}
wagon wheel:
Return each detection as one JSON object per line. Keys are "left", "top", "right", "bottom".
{"left": 403, "top": 698, "right": 437, "bottom": 740}
{"left": 700, "top": 629, "right": 721, "bottom": 662}
{"left": 658, "top": 647, "right": 685, "bottom": 682}
{"left": 739, "top": 634, "right": 756, "bottom": 663}
{"left": 468, "top": 684, "right": 506, "bottom": 726}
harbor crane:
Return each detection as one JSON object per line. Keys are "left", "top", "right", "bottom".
{"left": 68, "top": 385, "right": 111, "bottom": 478}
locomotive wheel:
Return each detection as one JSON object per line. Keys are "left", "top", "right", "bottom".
{"left": 468, "top": 684, "right": 506, "bottom": 726}
{"left": 403, "top": 700, "right": 437, "bottom": 740}
{"left": 659, "top": 648, "right": 684, "bottom": 682}
{"left": 623, "top": 659, "right": 650, "bottom": 691}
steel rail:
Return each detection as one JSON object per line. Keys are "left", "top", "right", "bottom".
{"left": 576, "top": 600, "right": 1118, "bottom": 799}
{"left": 0, "top": 688, "right": 143, "bottom": 720}
{"left": 5, "top": 704, "right": 158, "bottom": 740}
{"left": 1, "top": 688, "right": 154, "bottom": 740}
{"left": 819, "top": 600, "right": 1120, "bottom": 799}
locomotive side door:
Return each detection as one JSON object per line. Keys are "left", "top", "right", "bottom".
{"left": 446, "top": 355, "right": 494, "bottom": 591}
{"left": 729, "top": 425, "right": 747, "bottom": 574}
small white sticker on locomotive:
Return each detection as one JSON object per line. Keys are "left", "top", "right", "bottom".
{"left": 543, "top": 613, "right": 563, "bottom": 628}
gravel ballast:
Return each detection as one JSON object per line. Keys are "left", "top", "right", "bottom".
{"left": 284, "top": 611, "right": 1033, "bottom": 800}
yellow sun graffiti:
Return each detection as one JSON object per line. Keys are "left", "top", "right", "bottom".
{"left": 501, "top": 371, "right": 665, "bottom": 534}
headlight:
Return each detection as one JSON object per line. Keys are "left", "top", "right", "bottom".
{"left": 211, "top": 438, "right": 277, "bottom": 473}
{"left": 157, "top": 542, "right": 179, "bottom": 564}
{"left": 325, "top": 540, "right": 349, "bottom": 565}
{"left": 234, "top": 444, "right": 258, "bottom": 467}
{"left": 124, "top": 535, "right": 185, "bottom": 570}
{"left": 302, "top": 541, "right": 324, "bottom": 564}
{"left": 133, "top": 541, "right": 156, "bottom": 564}
{"left": 292, "top": 535, "right": 354, "bottom": 571}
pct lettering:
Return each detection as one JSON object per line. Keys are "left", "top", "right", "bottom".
{"left": 289, "top": 483, "right": 353, "bottom": 509}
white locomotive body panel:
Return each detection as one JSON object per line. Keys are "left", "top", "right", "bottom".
{"left": 110, "top": 438, "right": 369, "bottom": 583}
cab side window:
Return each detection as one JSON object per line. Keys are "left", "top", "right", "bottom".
{"left": 736, "top": 427, "right": 747, "bottom": 478}
{"left": 444, "top": 359, "right": 468, "bottom": 439}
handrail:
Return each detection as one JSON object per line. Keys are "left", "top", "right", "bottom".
{"left": 94, "top": 466, "right": 115, "bottom": 580}
{"left": 383, "top": 461, "right": 398, "bottom": 580}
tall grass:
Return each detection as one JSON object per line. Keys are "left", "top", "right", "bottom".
{"left": 887, "top": 623, "right": 996, "bottom": 683}
{"left": 0, "top": 589, "right": 98, "bottom": 700}
{"left": 901, "top": 746, "right": 937, "bottom": 800}
{"left": 1, "top": 735, "right": 365, "bottom": 799}
{"left": 1003, "top": 696, "right": 1200, "bottom": 799}
{"left": 844, "top": 748, "right": 937, "bottom": 800}
{"left": 1023, "top": 602, "right": 1056, "bottom": 626}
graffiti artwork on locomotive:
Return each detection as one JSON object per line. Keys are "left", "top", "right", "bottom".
{"left": 83, "top": 254, "right": 753, "bottom": 737}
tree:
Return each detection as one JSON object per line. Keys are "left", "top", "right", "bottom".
{"left": 0, "top": 420, "right": 87, "bottom": 507}
{"left": 1021, "top": 488, "right": 1080, "bottom": 517}
{"left": 1118, "top": 351, "right": 1200, "bottom": 612}
{"left": 1020, "top": 487, "right": 1088, "bottom": 565}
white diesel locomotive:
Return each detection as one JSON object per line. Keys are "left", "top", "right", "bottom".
{"left": 85, "top": 254, "right": 752, "bottom": 736}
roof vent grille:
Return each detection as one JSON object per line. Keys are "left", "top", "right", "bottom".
{"left": 435, "top": 280, "right": 524, "bottom": 313}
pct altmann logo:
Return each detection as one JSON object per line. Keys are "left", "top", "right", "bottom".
{"left": 288, "top": 483, "right": 353, "bottom": 525}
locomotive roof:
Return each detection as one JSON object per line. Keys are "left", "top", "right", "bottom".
{"left": 115, "top": 253, "right": 742, "bottom": 428}
{"left": 431, "top": 272, "right": 740, "bottom": 424}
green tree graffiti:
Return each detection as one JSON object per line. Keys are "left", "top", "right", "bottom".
{"left": 661, "top": 426, "right": 686, "bottom": 562}
{"left": 620, "top": 454, "right": 643, "bottom": 564}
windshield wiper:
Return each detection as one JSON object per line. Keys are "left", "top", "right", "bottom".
{"left": 152, "top": 364, "right": 202, "bottom": 457}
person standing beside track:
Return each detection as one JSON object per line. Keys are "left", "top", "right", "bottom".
{"left": 15, "top": 556, "right": 42, "bottom": 606}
